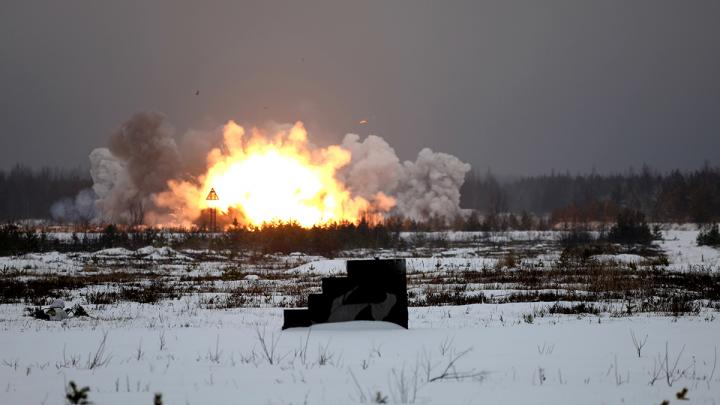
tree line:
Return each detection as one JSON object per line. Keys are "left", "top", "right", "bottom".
{"left": 461, "top": 163, "right": 720, "bottom": 223}
{"left": 0, "top": 165, "right": 90, "bottom": 221}
{"left": 0, "top": 221, "right": 406, "bottom": 257}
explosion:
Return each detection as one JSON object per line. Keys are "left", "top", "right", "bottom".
{"left": 53, "top": 112, "right": 471, "bottom": 229}
{"left": 158, "top": 121, "right": 386, "bottom": 228}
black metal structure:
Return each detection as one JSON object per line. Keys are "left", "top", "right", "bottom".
{"left": 283, "top": 259, "right": 408, "bottom": 329}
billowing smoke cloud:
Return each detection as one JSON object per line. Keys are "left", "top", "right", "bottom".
{"left": 50, "top": 188, "right": 98, "bottom": 223}
{"left": 53, "top": 112, "right": 183, "bottom": 224}
{"left": 395, "top": 148, "right": 471, "bottom": 221}
{"left": 339, "top": 134, "right": 403, "bottom": 211}
{"left": 178, "top": 127, "right": 224, "bottom": 177}
{"left": 54, "top": 112, "right": 470, "bottom": 225}
{"left": 89, "top": 148, "right": 123, "bottom": 200}
{"left": 107, "top": 111, "right": 182, "bottom": 194}
{"left": 99, "top": 111, "right": 182, "bottom": 224}
{"left": 340, "top": 134, "right": 470, "bottom": 220}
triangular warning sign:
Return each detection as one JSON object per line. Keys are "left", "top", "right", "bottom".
{"left": 206, "top": 188, "right": 219, "bottom": 201}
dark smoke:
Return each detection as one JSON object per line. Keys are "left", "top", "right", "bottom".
{"left": 90, "top": 112, "right": 181, "bottom": 224}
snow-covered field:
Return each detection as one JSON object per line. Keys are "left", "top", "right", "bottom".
{"left": 2, "top": 303, "right": 718, "bottom": 404}
{"left": 1, "top": 229, "right": 719, "bottom": 404}
{"left": 4, "top": 230, "right": 719, "bottom": 276}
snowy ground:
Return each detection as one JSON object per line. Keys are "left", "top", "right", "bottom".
{"left": 1, "top": 303, "right": 718, "bottom": 404}
{"left": 1, "top": 229, "right": 719, "bottom": 404}
{"left": 660, "top": 231, "right": 720, "bottom": 272}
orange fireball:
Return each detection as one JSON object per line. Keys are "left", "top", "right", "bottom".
{"left": 155, "top": 121, "right": 386, "bottom": 229}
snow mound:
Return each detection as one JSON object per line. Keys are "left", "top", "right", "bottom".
{"left": 93, "top": 247, "right": 134, "bottom": 257}
{"left": 591, "top": 254, "right": 645, "bottom": 264}
{"left": 21, "top": 252, "right": 69, "bottom": 263}
{"left": 136, "top": 246, "right": 189, "bottom": 261}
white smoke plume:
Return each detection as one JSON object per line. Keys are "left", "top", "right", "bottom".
{"left": 54, "top": 112, "right": 470, "bottom": 225}
{"left": 340, "top": 134, "right": 470, "bottom": 221}
{"left": 339, "top": 134, "right": 403, "bottom": 211}
{"left": 88, "top": 148, "right": 123, "bottom": 200}
{"left": 395, "top": 148, "right": 471, "bottom": 221}
{"left": 50, "top": 188, "right": 98, "bottom": 224}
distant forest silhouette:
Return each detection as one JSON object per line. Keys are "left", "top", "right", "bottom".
{"left": 461, "top": 164, "right": 720, "bottom": 224}
{"left": 0, "top": 165, "right": 90, "bottom": 221}
{"left": 1, "top": 163, "right": 719, "bottom": 224}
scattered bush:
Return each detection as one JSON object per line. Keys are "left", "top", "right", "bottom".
{"left": 547, "top": 302, "right": 600, "bottom": 315}
{"left": 559, "top": 226, "right": 596, "bottom": 247}
{"left": 697, "top": 224, "right": 720, "bottom": 247}
{"left": 1, "top": 277, "right": 85, "bottom": 305}
{"left": 608, "top": 209, "right": 655, "bottom": 245}
{"left": 0, "top": 224, "right": 48, "bottom": 255}
{"left": 65, "top": 381, "right": 91, "bottom": 405}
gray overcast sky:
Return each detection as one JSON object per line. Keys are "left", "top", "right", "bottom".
{"left": 1, "top": 1, "right": 719, "bottom": 175}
